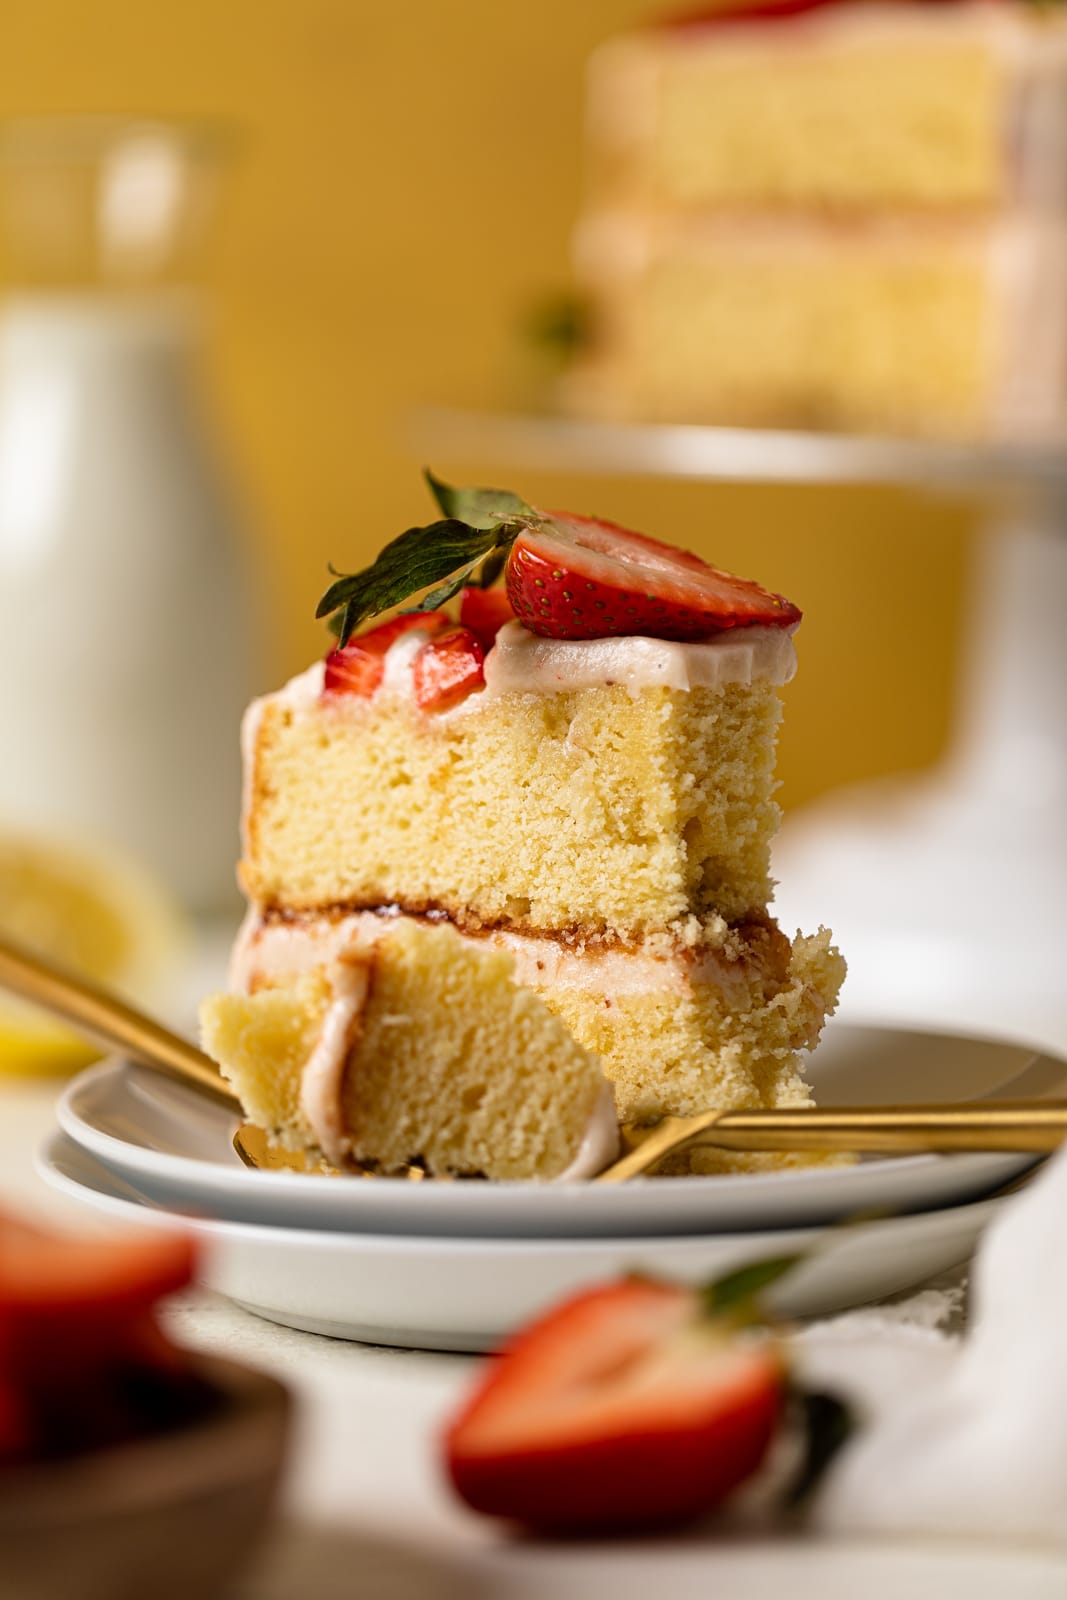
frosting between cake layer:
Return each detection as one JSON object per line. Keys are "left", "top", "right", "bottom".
{"left": 230, "top": 906, "right": 756, "bottom": 1003}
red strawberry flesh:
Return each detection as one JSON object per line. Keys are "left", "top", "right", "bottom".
{"left": 666, "top": 0, "right": 852, "bottom": 29}
{"left": 459, "top": 586, "right": 516, "bottom": 652}
{"left": 0, "top": 1217, "right": 196, "bottom": 1375}
{"left": 506, "top": 511, "right": 800, "bottom": 643}
{"left": 445, "top": 1278, "right": 783, "bottom": 1531}
{"left": 324, "top": 611, "right": 449, "bottom": 696}
{"left": 413, "top": 626, "right": 486, "bottom": 712}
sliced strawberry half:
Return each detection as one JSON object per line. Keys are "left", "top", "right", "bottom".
{"left": 413, "top": 626, "right": 486, "bottom": 712}
{"left": 324, "top": 611, "right": 449, "bottom": 697}
{"left": 506, "top": 511, "right": 800, "bottom": 643}
{"left": 444, "top": 1278, "right": 783, "bottom": 1532}
{"left": 0, "top": 1214, "right": 196, "bottom": 1376}
{"left": 458, "top": 586, "right": 516, "bottom": 652}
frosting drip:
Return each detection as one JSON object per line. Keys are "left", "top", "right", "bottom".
{"left": 554, "top": 1082, "right": 622, "bottom": 1181}
{"left": 298, "top": 956, "right": 371, "bottom": 1167}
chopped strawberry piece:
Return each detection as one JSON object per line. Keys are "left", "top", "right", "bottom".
{"left": 506, "top": 510, "right": 800, "bottom": 643}
{"left": 458, "top": 587, "right": 516, "bottom": 652}
{"left": 324, "top": 611, "right": 450, "bottom": 697}
{"left": 444, "top": 1278, "right": 784, "bottom": 1532}
{"left": 0, "top": 1215, "right": 196, "bottom": 1376}
{"left": 667, "top": 0, "right": 849, "bottom": 29}
{"left": 358, "top": 611, "right": 452, "bottom": 653}
{"left": 412, "top": 626, "right": 486, "bottom": 712}
{"left": 324, "top": 643, "right": 385, "bottom": 697}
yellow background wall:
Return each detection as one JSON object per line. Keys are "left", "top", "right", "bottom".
{"left": 0, "top": 0, "right": 974, "bottom": 809}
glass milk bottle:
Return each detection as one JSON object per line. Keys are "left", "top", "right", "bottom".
{"left": 0, "top": 118, "right": 259, "bottom": 912}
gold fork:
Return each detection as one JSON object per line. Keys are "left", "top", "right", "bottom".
{"left": 3, "top": 932, "right": 1066, "bottom": 1182}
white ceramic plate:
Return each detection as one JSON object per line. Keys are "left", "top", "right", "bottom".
{"left": 40, "top": 1130, "right": 997, "bottom": 1352}
{"left": 54, "top": 1020, "right": 1059, "bottom": 1238}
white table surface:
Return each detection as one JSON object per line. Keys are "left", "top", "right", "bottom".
{"left": 6, "top": 1074, "right": 1067, "bottom": 1600}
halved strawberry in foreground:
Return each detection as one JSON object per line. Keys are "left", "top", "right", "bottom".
{"left": 0, "top": 1213, "right": 197, "bottom": 1375}
{"left": 413, "top": 626, "right": 486, "bottom": 712}
{"left": 444, "top": 1277, "right": 784, "bottom": 1532}
{"left": 324, "top": 610, "right": 450, "bottom": 697}
{"left": 506, "top": 511, "right": 801, "bottom": 643}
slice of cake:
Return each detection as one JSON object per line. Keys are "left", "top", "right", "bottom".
{"left": 587, "top": 1, "right": 1067, "bottom": 213}
{"left": 568, "top": 0, "right": 1067, "bottom": 438}
{"left": 210, "top": 473, "right": 844, "bottom": 1178}
{"left": 201, "top": 920, "right": 617, "bottom": 1181}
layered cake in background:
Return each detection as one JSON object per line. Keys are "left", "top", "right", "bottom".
{"left": 201, "top": 474, "right": 845, "bottom": 1178}
{"left": 568, "top": 0, "right": 1067, "bottom": 438}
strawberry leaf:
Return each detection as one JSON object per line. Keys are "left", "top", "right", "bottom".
{"left": 317, "top": 519, "right": 500, "bottom": 645}
{"left": 702, "top": 1254, "right": 804, "bottom": 1317}
{"left": 318, "top": 473, "right": 542, "bottom": 645}
{"left": 783, "top": 1388, "right": 856, "bottom": 1509}
{"left": 414, "top": 557, "right": 495, "bottom": 615}
{"left": 477, "top": 545, "right": 511, "bottom": 590}
{"left": 424, "top": 469, "right": 537, "bottom": 531}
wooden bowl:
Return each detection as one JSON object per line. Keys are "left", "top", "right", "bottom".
{"left": 0, "top": 1353, "right": 291, "bottom": 1600}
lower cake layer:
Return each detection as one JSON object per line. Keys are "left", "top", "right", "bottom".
{"left": 569, "top": 213, "right": 1067, "bottom": 439}
{"left": 202, "top": 919, "right": 616, "bottom": 1182}
{"left": 232, "top": 905, "right": 846, "bottom": 1173}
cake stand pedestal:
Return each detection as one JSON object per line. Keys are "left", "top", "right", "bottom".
{"left": 410, "top": 409, "right": 1067, "bottom": 1051}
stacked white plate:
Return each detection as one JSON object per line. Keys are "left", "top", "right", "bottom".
{"left": 40, "top": 1019, "right": 1065, "bottom": 1351}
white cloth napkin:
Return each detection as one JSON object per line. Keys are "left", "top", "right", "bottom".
{"left": 791, "top": 1147, "right": 1067, "bottom": 1544}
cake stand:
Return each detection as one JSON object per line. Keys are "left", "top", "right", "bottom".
{"left": 411, "top": 407, "right": 1067, "bottom": 1052}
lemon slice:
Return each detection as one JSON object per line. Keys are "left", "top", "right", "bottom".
{"left": 0, "top": 832, "right": 188, "bottom": 1075}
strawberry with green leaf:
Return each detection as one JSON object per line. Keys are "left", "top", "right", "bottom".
{"left": 317, "top": 473, "right": 541, "bottom": 648}
{"left": 317, "top": 472, "right": 800, "bottom": 651}
{"left": 442, "top": 1257, "right": 820, "bottom": 1534}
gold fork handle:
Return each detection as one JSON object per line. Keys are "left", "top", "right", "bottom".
{"left": 709, "top": 1102, "right": 1067, "bottom": 1152}
{"left": 598, "top": 1099, "right": 1067, "bottom": 1181}
{"left": 0, "top": 933, "right": 237, "bottom": 1105}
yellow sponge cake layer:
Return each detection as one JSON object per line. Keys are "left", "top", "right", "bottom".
{"left": 242, "top": 627, "right": 794, "bottom": 938}
{"left": 202, "top": 920, "right": 616, "bottom": 1181}
{"left": 546, "top": 925, "right": 843, "bottom": 1128}
{"left": 589, "top": 5, "right": 1067, "bottom": 212}
{"left": 571, "top": 215, "right": 1067, "bottom": 437}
